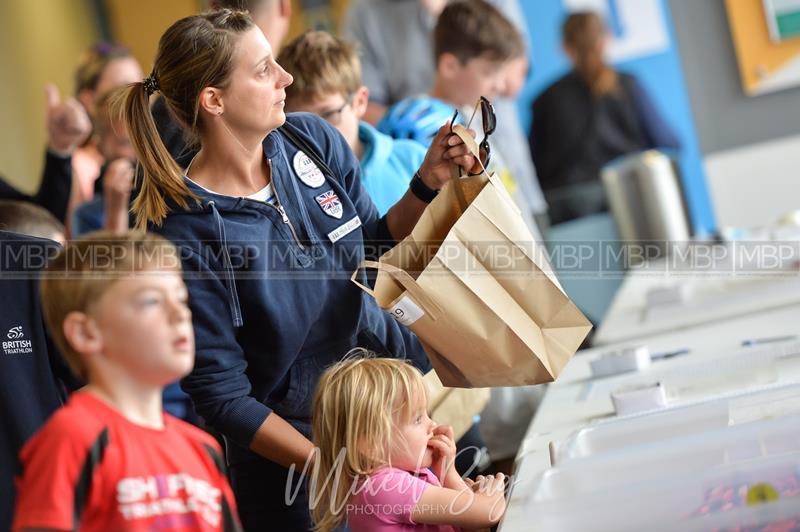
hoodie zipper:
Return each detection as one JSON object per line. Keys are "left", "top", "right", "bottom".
{"left": 267, "top": 159, "right": 306, "bottom": 250}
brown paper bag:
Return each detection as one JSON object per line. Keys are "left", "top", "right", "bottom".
{"left": 423, "top": 371, "right": 489, "bottom": 441}
{"left": 352, "top": 125, "right": 592, "bottom": 388}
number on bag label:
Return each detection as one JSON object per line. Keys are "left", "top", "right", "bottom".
{"left": 388, "top": 295, "right": 424, "bottom": 326}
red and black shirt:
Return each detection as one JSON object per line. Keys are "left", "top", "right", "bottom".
{"left": 13, "top": 391, "right": 241, "bottom": 531}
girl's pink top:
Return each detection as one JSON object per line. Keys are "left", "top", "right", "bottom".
{"left": 347, "top": 467, "right": 460, "bottom": 532}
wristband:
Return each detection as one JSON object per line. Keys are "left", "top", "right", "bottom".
{"left": 410, "top": 171, "right": 439, "bottom": 204}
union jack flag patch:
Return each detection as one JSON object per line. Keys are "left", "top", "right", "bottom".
{"left": 315, "top": 190, "right": 343, "bottom": 219}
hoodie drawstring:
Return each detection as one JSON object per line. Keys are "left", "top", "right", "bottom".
{"left": 208, "top": 201, "right": 244, "bottom": 328}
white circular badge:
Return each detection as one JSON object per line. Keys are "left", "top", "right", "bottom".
{"left": 292, "top": 151, "right": 325, "bottom": 188}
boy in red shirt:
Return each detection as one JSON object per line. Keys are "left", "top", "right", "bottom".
{"left": 12, "top": 231, "right": 242, "bottom": 532}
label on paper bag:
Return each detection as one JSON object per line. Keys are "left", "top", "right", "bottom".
{"left": 388, "top": 295, "right": 424, "bottom": 327}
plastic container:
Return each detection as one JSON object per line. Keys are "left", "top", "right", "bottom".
{"left": 652, "top": 340, "right": 800, "bottom": 403}
{"left": 556, "top": 382, "right": 800, "bottom": 464}
{"left": 534, "top": 414, "right": 800, "bottom": 504}
{"left": 590, "top": 345, "right": 651, "bottom": 377}
{"left": 504, "top": 452, "right": 800, "bottom": 531}
{"left": 581, "top": 338, "right": 800, "bottom": 408}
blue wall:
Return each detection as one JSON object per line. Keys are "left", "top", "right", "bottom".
{"left": 517, "top": 0, "right": 717, "bottom": 234}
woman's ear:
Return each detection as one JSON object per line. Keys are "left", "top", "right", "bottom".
{"left": 62, "top": 311, "right": 103, "bottom": 359}
{"left": 198, "top": 87, "right": 224, "bottom": 117}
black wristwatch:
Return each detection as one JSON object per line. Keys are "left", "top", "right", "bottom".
{"left": 410, "top": 171, "right": 439, "bottom": 203}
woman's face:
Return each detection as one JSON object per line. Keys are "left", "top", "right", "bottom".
{"left": 219, "top": 27, "right": 294, "bottom": 136}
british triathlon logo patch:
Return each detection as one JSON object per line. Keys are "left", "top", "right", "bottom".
{"left": 3, "top": 326, "right": 32, "bottom": 355}
{"left": 315, "top": 190, "right": 343, "bottom": 219}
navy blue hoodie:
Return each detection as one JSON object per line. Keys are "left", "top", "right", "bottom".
{"left": 0, "top": 231, "right": 77, "bottom": 530}
{"left": 154, "top": 114, "right": 428, "bottom": 463}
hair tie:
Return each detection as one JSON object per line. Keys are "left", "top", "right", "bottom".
{"left": 143, "top": 73, "right": 159, "bottom": 96}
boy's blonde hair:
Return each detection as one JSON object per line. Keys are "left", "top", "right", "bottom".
{"left": 311, "top": 354, "right": 426, "bottom": 532}
{"left": 277, "top": 31, "right": 362, "bottom": 104}
{"left": 0, "top": 200, "right": 65, "bottom": 242}
{"left": 40, "top": 230, "right": 181, "bottom": 380}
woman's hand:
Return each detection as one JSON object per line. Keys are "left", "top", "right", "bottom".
{"left": 384, "top": 124, "right": 481, "bottom": 241}
{"left": 417, "top": 123, "right": 481, "bottom": 190}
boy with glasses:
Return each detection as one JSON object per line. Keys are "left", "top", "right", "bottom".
{"left": 277, "top": 31, "right": 427, "bottom": 215}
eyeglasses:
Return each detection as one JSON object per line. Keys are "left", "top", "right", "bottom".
{"left": 318, "top": 93, "right": 354, "bottom": 125}
{"left": 450, "top": 96, "right": 496, "bottom": 171}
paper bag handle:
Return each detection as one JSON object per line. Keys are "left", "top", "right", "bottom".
{"left": 351, "top": 260, "right": 442, "bottom": 321}
{"left": 448, "top": 124, "right": 492, "bottom": 213}
{"left": 448, "top": 124, "right": 472, "bottom": 213}
{"left": 449, "top": 123, "right": 521, "bottom": 217}
{"left": 450, "top": 124, "right": 483, "bottom": 168}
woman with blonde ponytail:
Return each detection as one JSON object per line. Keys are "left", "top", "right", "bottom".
{"left": 114, "top": 8, "right": 480, "bottom": 530}
{"left": 529, "top": 11, "right": 681, "bottom": 225}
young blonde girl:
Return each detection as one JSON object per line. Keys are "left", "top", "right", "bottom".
{"left": 311, "top": 356, "right": 506, "bottom": 532}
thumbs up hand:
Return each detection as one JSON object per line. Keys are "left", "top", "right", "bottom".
{"left": 45, "top": 83, "right": 92, "bottom": 156}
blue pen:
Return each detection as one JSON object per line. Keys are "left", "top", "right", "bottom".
{"left": 742, "top": 335, "right": 799, "bottom": 347}
{"left": 651, "top": 348, "right": 690, "bottom": 360}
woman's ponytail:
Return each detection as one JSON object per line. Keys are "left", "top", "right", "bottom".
{"left": 563, "top": 12, "right": 619, "bottom": 97}
{"left": 112, "top": 80, "right": 195, "bottom": 230}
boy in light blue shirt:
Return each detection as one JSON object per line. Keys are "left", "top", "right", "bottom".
{"left": 378, "top": 0, "right": 549, "bottom": 236}
{"left": 278, "top": 31, "right": 427, "bottom": 215}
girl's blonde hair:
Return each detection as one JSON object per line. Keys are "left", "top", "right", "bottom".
{"left": 310, "top": 354, "right": 426, "bottom": 532}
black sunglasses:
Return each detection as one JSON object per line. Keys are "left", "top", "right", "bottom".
{"left": 450, "top": 96, "right": 496, "bottom": 171}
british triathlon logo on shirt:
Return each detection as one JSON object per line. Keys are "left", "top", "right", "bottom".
{"left": 3, "top": 326, "right": 32, "bottom": 355}
{"left": 315, "top": 190, "right": 343, "bottom": 219}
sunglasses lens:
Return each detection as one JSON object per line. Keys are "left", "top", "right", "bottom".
{"left": 481, "top": 99, "right": 496, "bottom": 135}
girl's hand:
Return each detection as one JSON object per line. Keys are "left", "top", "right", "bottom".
{"left": 427, "top": 424, "right": 457, "bottom": 481}
{"left": 465, "top": 473, "right": 507, "bottom": 497}
{"left": 104, "top": 159, "right": 135, "bottom": 205}
{"left": 103, "top": 158, "right": 135, "bottom": 233}
{"left": 417, "top": 123, "right": 480, "bottom": 190}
